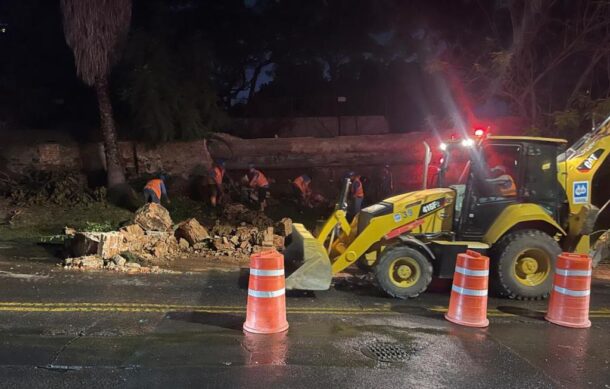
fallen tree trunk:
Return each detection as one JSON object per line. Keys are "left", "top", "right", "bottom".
{"left": 209, "top": 133, "right": 436, "bottom": 169}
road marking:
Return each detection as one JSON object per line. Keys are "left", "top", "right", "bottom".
{"left": 0, "top": 302, "right": 608, "bottom": 317}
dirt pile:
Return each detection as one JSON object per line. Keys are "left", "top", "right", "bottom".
{"left": 222, "top": 203, "right": 274, "bottom": 229}
{"left": 1, "top": 170, "right": 106, "bottom": 206}
{"left": 63, "top": 203, "right": 292, "bottom": 272}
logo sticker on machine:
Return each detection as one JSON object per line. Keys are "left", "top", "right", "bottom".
{"left": 393, "top": 214, "right": 402, "bottom": 223}
{"left": 577, "top": 149, "right": 604, "bottom": 172}
{"left": 419, "top": 198, "right": 446, "bottom": 217}
{"left": 573, "top": 181, "right": 589, "bottom": 204}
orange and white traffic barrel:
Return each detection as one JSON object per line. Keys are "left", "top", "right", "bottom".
{"left": 445, "top": 250, "right": 490, "bottom": 328}
{"left": 545, "top": 253, "right": 592, "bottom": 329}
{"left": 243, "top": 249, "right": 289, "bottom": 334}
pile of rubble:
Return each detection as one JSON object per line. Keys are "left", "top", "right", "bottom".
{"left": 2, "top": 170, "right": 106, "bottom": 206}
{"left": 222, "top": 202, "right": 275, "bottom": 229}
{"left": 62, "top": 203, "right": 292, "bottom": 273}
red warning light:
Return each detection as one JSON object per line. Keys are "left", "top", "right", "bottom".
{"left": 474, "top": 128, "right": 485, "bottom": 138}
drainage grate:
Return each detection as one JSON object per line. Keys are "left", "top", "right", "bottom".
{"left": 361, "top": 342, "right": 414, "bottom": 363}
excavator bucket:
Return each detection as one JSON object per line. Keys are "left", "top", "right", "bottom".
{"left": 284, "top": 223, "right": 332, "bottom": 290}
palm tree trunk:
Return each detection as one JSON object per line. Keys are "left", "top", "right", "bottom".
{"left": 95, "top": 74, "right": 126, "bottom": 188}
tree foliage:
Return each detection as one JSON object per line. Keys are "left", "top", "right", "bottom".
{"left": 60, "top": 0, "right": 132, "bottom": 85}
{"left": 115, "top": 2, "right": 227, "bottom": 142}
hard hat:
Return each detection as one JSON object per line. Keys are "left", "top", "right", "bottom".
{"left": 248, "top": 163, "right": 255, "bottom": 170}
{"left": 302, "top": 175, "right": 311, "bottom": 182}
{"left": 159, "top": 174, "right": 167, "bottom": 181}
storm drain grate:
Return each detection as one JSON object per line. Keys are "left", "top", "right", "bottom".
{"left": 361, "top": 342, "right": 414, "bottom": 363}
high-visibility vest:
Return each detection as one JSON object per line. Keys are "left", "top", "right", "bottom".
{"left": 293, "top": 175, "right": 310, "bottom": 195}
{"left": 250, "top": 169, "right": 269, "bottom": 188}
{"left": 498, "top": 174, "right": 517, "bottom": 197}
{"left": 144, "top": 179, "right": 163, "bottom": 199}
{"left": 351, "top": 176, "right": 364, "bottom": 198}
{"left": 212, "top": 166, "right": 225, "bottom": 186}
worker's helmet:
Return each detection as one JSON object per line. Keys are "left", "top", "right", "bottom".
{"left": 248, "top": 163, "right": 255, "bottom": 170}
{"left": 490, "top": 165, "right": 507, "bottom": 177}
{"left": 346, "top": 171, "right": 355, "bottom": 178}
{"left": 302, "top": 175, "right": 311, "bottom": 182}
{"left": 159, "top": 174, "right": 167, "bottom": 181}
{"left": 216, "top": 159, "right": 226, "bottom": 167}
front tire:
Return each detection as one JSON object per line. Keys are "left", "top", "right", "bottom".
{"left": 491, "top": 230, "right": 561, "bottom": 300}
{"left": 374, "top": 246, "right": 433, "bottom": 299}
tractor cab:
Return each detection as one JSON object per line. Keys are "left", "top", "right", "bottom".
{"left": 452, "top": 136, "right": 568, "bottom": 241}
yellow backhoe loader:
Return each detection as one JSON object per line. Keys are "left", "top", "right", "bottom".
{"left": 284, "top": 115, "right": 610, "bottom": 300}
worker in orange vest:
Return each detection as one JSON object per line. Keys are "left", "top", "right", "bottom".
{"left": 248, "top": 163, "right": 270, "bottom": 211}
{"left": 292, "top": 174, "right": 312, "bottom": 208}
{"left": 209, "top": 159, "right": 226, "bottom": 208}
{"left": 143, "top": 174, "right": 171, "bottom": 205}
{"left": 487, "top": 165, "right": 517, "bottom": 197}
{"left": 348, "top": 171, "right": 364, "bottom": 221}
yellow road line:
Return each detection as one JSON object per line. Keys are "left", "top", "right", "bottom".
{"left": 0, "top": 302, "right": 387, "bottom": 311}
{"left": 0, "top": 302, "right": 608, "bottom": 317}
{"left": 0, "top": 305, "right": 390, "bottom": 315}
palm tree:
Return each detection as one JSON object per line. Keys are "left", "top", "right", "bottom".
{"left": 60, "top": 0, "right": 132, "bottom": 188}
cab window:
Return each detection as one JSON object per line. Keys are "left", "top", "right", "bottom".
{"left": 474, "top": 144, "right": 521, "bottom": 199}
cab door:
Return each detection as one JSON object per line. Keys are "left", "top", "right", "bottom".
{"left": 458, "top": 143, "right": 523, "bottom": 240}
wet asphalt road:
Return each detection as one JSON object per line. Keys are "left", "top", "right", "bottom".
{"left": 0, "top": 243, "right": 609, "bottom": 388}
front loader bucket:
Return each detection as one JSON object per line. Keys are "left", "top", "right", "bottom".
{"left": 284, "top": 223, "right": 332, "bottom": 290}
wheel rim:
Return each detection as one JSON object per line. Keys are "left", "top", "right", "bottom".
{"left": 513, "top": 249, "right": 551, "bottom": 286}
{"left": 388, "top": 257, "right": 420, "bottom": 288}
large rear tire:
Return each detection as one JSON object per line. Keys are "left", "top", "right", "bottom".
{"left": 491, "top": 230, "right": 561, "bottom": 300}
{"left": 374, "top": 246, "right": 433, "bottom": 299}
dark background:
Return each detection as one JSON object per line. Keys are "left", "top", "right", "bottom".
{"left": 0, "top": 0, "right": 609, "bottom": 142}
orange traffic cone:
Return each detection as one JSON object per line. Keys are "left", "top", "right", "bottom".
{"left": 545, "top": 253, "right": 592, "bottom": 329}
{"left": 445, "top": 250, "right": 489, "bottom": 328}
{"left": 243, "top": 249, "right": 289, "bottom": 334}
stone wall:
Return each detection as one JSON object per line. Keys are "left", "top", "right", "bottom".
{"left": 0, "top": 131, "right": 444, "bottom": 199}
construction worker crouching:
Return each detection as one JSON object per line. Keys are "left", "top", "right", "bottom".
{"left": 248, "top": 163, "right": 270, "bottom": 211}
{"left": 209, "top": 159, "right": 226, "bottom": 208}
{"left": 348, "top": 171, "right": 364, "bottom": 221}
{"left": 143, "top": 174, "right": 171, "bottom": 205}
{"left": 292, "top": 174, "right": 313, "bottom": 208}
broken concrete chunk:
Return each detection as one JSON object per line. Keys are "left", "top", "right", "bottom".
{"left": 273, "top": 234, "right": 285, "bottom": 250}
{"left": 71, "top": 232, "right": 101, "bottom": 257}
{"left": 193, "top": 242, "right": 207, "bottom": 250}
{"left": 178, "top": 238, "right": 190, "bottom": 251}
{"left": 98, "top": 232, "right": 122, "bottom": 259}
{"left": 275, "top": 218, "right": 293, "bottom": 237}
{"left": 119, "top": 224, "right": 144, "bottom": 238}
{"left": 125, "top": 262, "right": 141, "bottom": 269}
{"left": 133, "top": 203, "right": 173, "bottom": 232}
{"left": 78, "top": 255, "right": 104, "bottom": 269}
{"left": 112, "top": 254, "right": 127, "bottom": 267}
{"left": 261, "top": 227, "right": 274, "bottom": 247}
{"left": 175, "top": 218, "right": 209, "bottom": 245}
